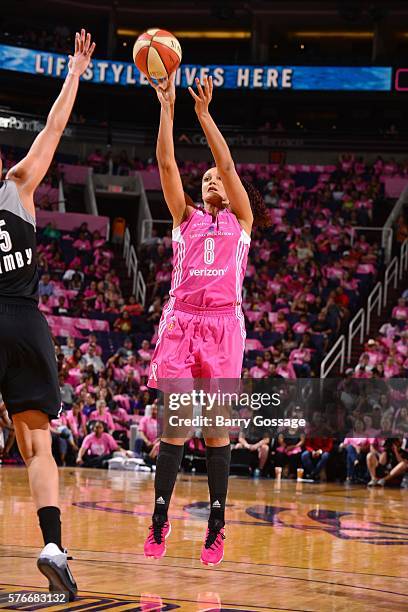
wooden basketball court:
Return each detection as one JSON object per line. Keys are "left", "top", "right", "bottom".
{"left": 0, "top": 467, "right": 407, "bottom": 611}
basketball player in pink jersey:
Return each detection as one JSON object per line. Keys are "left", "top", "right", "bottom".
{"left": 143, "top": 73, "right": 269, "bottom": 566}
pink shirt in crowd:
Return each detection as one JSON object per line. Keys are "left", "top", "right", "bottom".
{"left": 292, "top": 321, "right": 310, "bottom": 334}
{"left": 276, "top": 363, "right": 297, "bottom": 379}
{"left": 123, "top": 365, "right": 142, "bottom": 382}
{"left": 342, "top": 437, "right": 374, "bottom": 449}
{"left": 384, "top": 363, "right": 401, "bottom": 378}
{"left": 82, "top": 432, "right": 118, "bottom": 456}
{"left": 73, "top": 239, "right": 91, "bottom": 251}
{"left": 80, "top": 341, "right": 103, "bottom": 356}
{"left": 50, "top": 415, "right": 67, "bottom": 429}
{"left": 392, "top": 306, "right": 408, "bottom": 320}
{"left": 65, "top": 410, "right": 87, "bottom": 438}
{"left": 112, "top": 407, "right": 130, "bottom": 432}
{"left": 274, "top": 321, "right": 288, "bottom": 334}
{"left": 289, "top": 348, "right": 311, "bottom": 364}
{"left": 249, "top": 366, "right": 268, "bottom": 379}
{"left": 138, "top": 416, "right": 158, "bottom": 443}
{"left": 89, "top": 410, "right": 115, "bottom": 431}
{"left": 366, "top": 350, "right": 384, "bottom": 367}
{"left": 138, "top": 349, "right": 152, "bottom": 362}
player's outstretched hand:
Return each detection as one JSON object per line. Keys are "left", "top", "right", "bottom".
{"left": 188, "top": 76, "right": 213, "bottom": 117}
{"left": 68, "top": 29, "right": 96, "bottom": 76}
{"left": 148, "top": 71, "right": 176, "bottom": 109}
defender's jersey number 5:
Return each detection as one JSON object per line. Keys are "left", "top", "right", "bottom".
{"left": 0, "top": 220, "right": 12, "bottom": 253}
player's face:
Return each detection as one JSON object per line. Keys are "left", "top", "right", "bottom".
{"left": 202, "top": 167, "right": 228, "bottom": 207}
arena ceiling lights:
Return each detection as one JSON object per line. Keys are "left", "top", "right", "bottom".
{"left": 117, "top": 29, "right": 251, "bottom": 39}
{"left": 290, "top": 31, "right": 408, "bottom": 41}
{"left": 290, "top": 31, "right": 374, "bottom": 39}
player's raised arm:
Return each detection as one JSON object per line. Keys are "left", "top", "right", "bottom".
{"left": 6, "top": 29, "right": 95, "bottom": 201}
{"left": 149, "top": 73, "right": 193, "bottom": 227}
{"left": 188, "top": 76, "right": 253, "bottom": 234}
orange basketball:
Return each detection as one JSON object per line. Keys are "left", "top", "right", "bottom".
{"left": 133, "top": 28, "right": 182, "bottom": 80}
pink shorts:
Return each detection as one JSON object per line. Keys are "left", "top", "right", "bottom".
{"left": 147, "top": 299, "right": 246, "bottom": 389}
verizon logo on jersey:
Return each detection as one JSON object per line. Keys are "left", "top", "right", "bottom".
{"left": 0, "top": 248, "right": 33, "bottom": 275}
{"left": 189, "top": 268, "right": 226, "bottom": 276}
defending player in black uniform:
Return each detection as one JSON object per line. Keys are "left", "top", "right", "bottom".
{"left": 0, "top": 29, "right": 95, "bottom": 600}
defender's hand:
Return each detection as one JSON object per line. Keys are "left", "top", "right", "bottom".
{"left": 68, "top": 29, "right": 96, "bottom": 77}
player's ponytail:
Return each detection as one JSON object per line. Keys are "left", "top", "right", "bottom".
{"left": 240, "top": 178, "right": 271, "bottom": 228}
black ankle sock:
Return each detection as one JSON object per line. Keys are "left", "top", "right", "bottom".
{"left": 37, "top": 506, "right": 62, "bottom": 550}
{"left": 206, "top": 444, "right": 231, "bottom": 526}
{"left": 153, "top": 441, "right": 184, "bottom": 521}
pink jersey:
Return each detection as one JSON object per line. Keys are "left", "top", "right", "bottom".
{"left": 169, "top": 208, "right": 250, "bottom": 309}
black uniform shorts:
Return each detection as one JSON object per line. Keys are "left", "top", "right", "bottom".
{"left": 0, "top": 302, "right": 61, "bottom": 418}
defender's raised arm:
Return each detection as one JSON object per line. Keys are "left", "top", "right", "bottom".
{"left": 6, "top": 29, "right": 95, "bottom": 209}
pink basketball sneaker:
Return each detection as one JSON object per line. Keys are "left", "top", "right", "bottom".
{"left": 200, "top": 522, "right": 225, "bottom": 566}
{"left": 144, "top": 518, "right": 171, "bottom": 559}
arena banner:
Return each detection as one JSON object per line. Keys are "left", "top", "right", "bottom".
{"left": 0, "top": 44, "right": 392, "bottom": 91}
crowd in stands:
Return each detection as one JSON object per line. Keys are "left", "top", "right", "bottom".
{"left": 0, "top": 149, "right": 407, "bottom": 486}
{"left": 2, "top": 143, "right": 408, "bottom": 215}
{"left": 84, "top": 147, "right": 408, "bottom": 179}
{"left": 1, "top": 24, "right": 73, "bottom": 54}
{"left": 37, "top": 227, "right": 143, "bottom": 335}
{"left": 353, "top": 291, "right": 408, "bottom": 379}
{"left": 245, "top": 420, "right": 408, "bottom": 486}
{"left": 86, "top": 149, "right": 146, "bottom": 176}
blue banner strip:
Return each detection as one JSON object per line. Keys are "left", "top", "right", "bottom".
{"left": 0, "top": 44, "right": 393, "bottom": 91}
